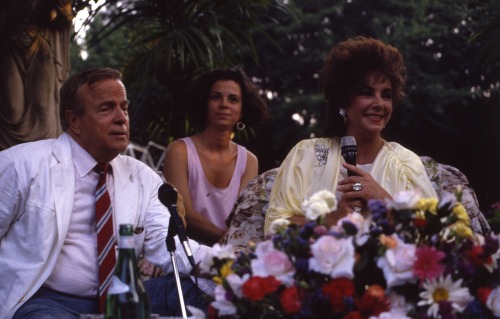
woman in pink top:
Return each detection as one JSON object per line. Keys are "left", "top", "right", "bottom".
{"left": 163, "top": 68, "right": 269, "bottom": 245}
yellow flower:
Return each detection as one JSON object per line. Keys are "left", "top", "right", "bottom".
{"left": 213, "top": 276, "right": 223, "bottom": 285}
{"left": 415, "top": 209, "right": 426, "bottom": 220}
{"left": 416, "top": 198, "right": 438, "bottom": 214}
{"left": 452, "top": 204, "right": 470, "bottom": 225}
{"left": 213, "top": 260, "right": 234, "bottom": 285}
{"left": 451, "top": 222, "right": 473, "bottom": 239}
{"left": 221, "top": 260, "right": 234, "bottom": 276}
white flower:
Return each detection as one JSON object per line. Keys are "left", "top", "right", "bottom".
{"left": 386, "top": 190, "right": 421, "bottom": 210}
{"left": 336, "top": 212, "right": 371, "bottom": 246}
{"left": 478, "top": 234, "right": 500, "bottom": 273}
{"left": 251, "top": 240, "right": 295, "bottom": 286}
{"left": 186, "top": 305, "right": 207, "bottom": 319}
{"left": 308, "top": 235, "right": 354, "bottom": 278}
{"left": 486, "top": 286, "right": 500, "bottom": 317}
{"left": 225, "top": 273, "right": 249, "bottom": 299}
{"left": 269, "top": 218, "right": 291, "bottom": 235}
{"left": 199, "top": 243, "right": 236, "bottom": 275}
{"left": 376, "top": 235, "right": 417, "bottom": 287}
{"left": 387, "top": 293, "right": 414, "bottom": 317}
{"left": 370, "top": 310, "right": 412, "bottom": 319}
{"left": 211, "top": 285, "right": 237, "bottom": 316}
{"left": 370, "top": 293, "right": 413, "bottom": 319}
{"left": 485, "top": 250, "right": 499, "bottom": 273}
{"left": 418, "top": 274, "right": 472, "bottom": 318}
{"left": 337, "top": 211, "right": 364, "bottom": 230}
{"left": 301, "top": 190, "right": 337, "bottom": 220}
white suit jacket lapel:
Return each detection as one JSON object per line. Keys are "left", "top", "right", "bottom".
{"left": 51, "top": 133, "right": 76, "bottom": 239}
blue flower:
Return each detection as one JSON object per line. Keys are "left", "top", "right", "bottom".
{"left": 368, "top": 199, "right": 387, "bottom": 218}
{"left": 300, "top": 222, "right": 315, "bottom": 239}
{"left": 295, "top": 258, "right": 309, "bottom": 273}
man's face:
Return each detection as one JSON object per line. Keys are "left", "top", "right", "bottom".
{"left": 67, "top": 78, "right": 130, "bottom": 162}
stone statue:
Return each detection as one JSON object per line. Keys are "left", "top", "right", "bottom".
{"left": 0, "top": 0, "right": 73, "bottom": 150}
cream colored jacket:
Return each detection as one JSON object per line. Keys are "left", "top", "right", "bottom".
{"left": 265, "top": 137, "right": 437, "bottom": 235}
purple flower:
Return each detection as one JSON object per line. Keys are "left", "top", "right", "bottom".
{"left": 378, "top": 219, "right": 395, "bottom": 235}
{"left": 437, "top": 300, "right": 454, "bottom": 319}
{"left": 464, "top": 298, "right": 487, "bottom": 317}
{"left": 300, "top": 222, "right": 315, "bottom": 239}
{"left": 370, "top": 226, "right": 383, "bottom": 237}
{"left": 294, "top": 258, "right": 309, "bottom": 273}
{"left": 368, "top": 199, "right": 387, "bottom": 218}
{"left": 314, "top": 225, "right": 328, "bottom": 236}
{"left": 340, "top": 219, "right": 359, "bottom": 236}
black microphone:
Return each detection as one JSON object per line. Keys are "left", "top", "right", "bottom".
{"left": 341, "top": 136, "right": 357, "bottom": 177}
{"left": 158, "top": 183, "right": 196, "bottom": 268}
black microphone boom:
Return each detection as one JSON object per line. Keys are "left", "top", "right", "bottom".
{"left": 158, "top": 183, "right": 196, "bottom": 268}
{"left": 340, "top": 136, "right": 357, "bottom": 177}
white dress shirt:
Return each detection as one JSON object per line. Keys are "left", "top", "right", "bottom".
{"left": 44, "top": 136, "right": 114, "bottom": 297}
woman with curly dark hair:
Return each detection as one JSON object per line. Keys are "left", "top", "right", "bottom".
{"left": 163, "top": 67, "right": 269, "bottom": 245}
{"left": 265, "top": 36, "right": 436, "bottom": 234}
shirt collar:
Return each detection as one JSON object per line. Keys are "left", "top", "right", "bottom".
{"left": 68, "top": 134, "right": 99, "bottom": 177}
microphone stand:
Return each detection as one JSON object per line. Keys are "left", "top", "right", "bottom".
{"left": 166, "top": 218, "right": 188, "bottom": 319}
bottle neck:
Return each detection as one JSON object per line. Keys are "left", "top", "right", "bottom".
{"left": 118, "top": 235, "right": 135, "bottom": 249}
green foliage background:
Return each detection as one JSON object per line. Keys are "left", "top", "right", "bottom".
{"left": 70, "top": 0, "right": 499, "bottom": 211}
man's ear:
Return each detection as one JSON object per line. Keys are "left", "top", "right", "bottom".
{"left": 65, "top": 109, "right": 81, "bottom": 135}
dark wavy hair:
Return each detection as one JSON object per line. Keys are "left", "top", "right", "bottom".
{"left": 320, "top": 36, "right": 406, "bottom": 137}
{"left": 59, "top": 68, "right": 122, "bottom": 130}
{"left": 188, "top": 67, "right": 270, "bottom": 130}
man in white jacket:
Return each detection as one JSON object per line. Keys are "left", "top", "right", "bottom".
{"left": 0, "top": 68, "right": 213, "bottom": 318}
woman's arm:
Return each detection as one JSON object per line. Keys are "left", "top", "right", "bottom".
{"left": 238, "top": 150, "right": 258, "bottom": 193}
{"left": 264, "top": 141, "right": 309, "bottom": 235}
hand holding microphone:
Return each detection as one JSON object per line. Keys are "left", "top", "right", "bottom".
{"left": 340, "top": 136, "right": 363, "bottom": 212}
{"left": 341, "top": 136, "right": 358, "bottom": 177}
{"left": 158, "top": 183, "right": 196, "bottom": 268}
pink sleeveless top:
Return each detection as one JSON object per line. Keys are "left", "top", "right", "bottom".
{"left": 180, "top": 137, "right": 247, "bottom": 230}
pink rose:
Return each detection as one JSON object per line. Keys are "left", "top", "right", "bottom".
{"left": 309, "top": 235, "right": 355, "bottom": 278}
{"left": 251, "top": 241, "right": 295, "bottom": 286}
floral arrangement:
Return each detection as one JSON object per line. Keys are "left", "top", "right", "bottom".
{"left": 200, "top": 189, "right": 500, "bottom": 319}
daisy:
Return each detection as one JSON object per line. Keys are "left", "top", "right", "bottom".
{"left": 418, "top": 274, "right": 472, "bottom": 318}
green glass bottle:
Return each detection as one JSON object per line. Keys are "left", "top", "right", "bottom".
{"left": 105, "top": 224, "right": 151, "bottom": 319}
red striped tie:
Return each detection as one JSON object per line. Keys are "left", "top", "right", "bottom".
{"left": 95, "top": 163, "right": 116, "bottom": 312}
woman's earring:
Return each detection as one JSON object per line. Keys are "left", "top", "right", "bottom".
{"left": 236, "top": 122, "right": 246, "bottom": 131}
{"left": 339, "top": 108, "right": 347, "bottom": 123}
